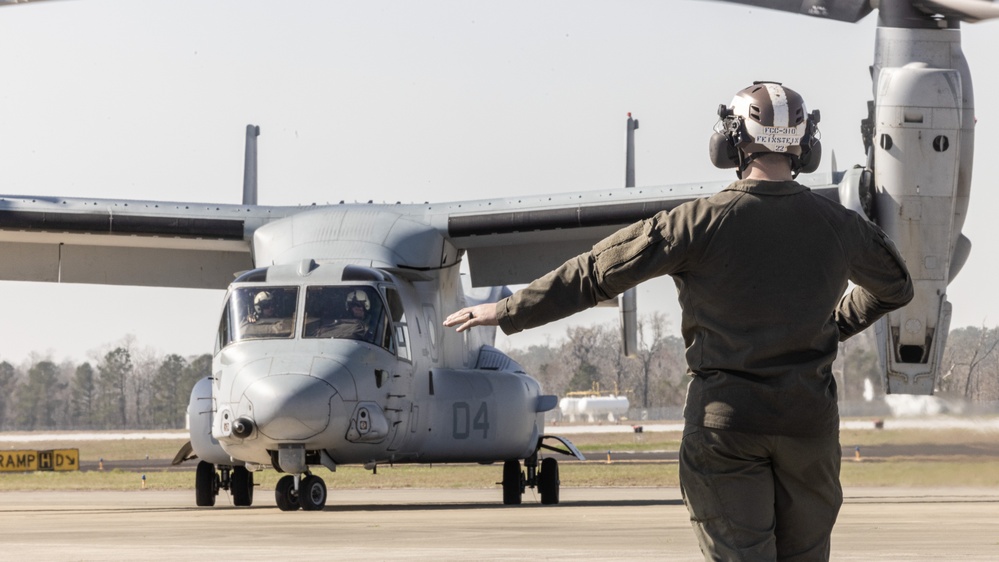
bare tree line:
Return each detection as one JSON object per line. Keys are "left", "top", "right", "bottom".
{"left": 507, "top": 312, "right": 690, "bottom": 410}
{"left": 1, "top": 319, "right": 996, "bottom": 431}
{"left": 0, "top": 339, "right": 210, "bottom": 431}
{"left": 509, "top": 315, "right": 999, "bottom": 411}
{"left": 938, "top": 325, "right": 999, "bottom": 401}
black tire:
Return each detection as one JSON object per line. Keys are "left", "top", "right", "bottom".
{"left": 502, "top": 460, "right": 523, "bottom": 505}
{"left": 231, "top": 466, "right": 254, "bottom": 507}
{"left": 299, "top": 475, "right": 328, "bottom": 511}
{"left": 195, "top": 461, "right": 217, "bottom": 507}
{"left": 275, "top": 475, "right": 299, "bottom": 511}
{"left": 539, "top": 457, "right": 560, "bottom": 505}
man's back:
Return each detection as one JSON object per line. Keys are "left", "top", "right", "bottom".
{"left": 674, "top": 179, "right": 906, "bottom": 436}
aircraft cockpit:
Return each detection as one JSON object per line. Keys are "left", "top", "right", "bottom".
{"left": 301, "top": 286, "right": 392, "bottom": 348}
{"left": 229, "top": 286, "right": 299, "bottom": 341}
{"left": 215, "top": 264, "right": 411, "bottom": 361}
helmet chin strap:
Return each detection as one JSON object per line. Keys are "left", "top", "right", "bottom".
{"left": 735, "top": 150, "right": 752, "bottom": 179}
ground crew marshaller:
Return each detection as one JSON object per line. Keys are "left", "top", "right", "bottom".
{"left": 445, "top": 82, "right": 914, "bottom": 561}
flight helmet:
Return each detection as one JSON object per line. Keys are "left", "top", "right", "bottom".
{"left": 345, "top": 290, "right": 371, "bottom": 312}
{"left": 709, "top": 81, "right": 821, "bottom": 178}
{"left": 254, "top": 291, "right": 274, "bottom": 315}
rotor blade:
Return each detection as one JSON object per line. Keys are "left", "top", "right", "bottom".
{"left": 710, "top": 0, "right": 875, "bottom": 22}
{"left": 917, "top": 0, "right": 999, "bottom": 22}
{"left": 0, "top": 0, "right": 70, "bottom": 6}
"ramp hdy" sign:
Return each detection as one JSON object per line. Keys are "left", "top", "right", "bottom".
{"left": 0, "top": 449, "right": 80, "bottom": 472}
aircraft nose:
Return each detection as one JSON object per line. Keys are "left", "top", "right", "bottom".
{"left": 242, "top": 374, "right": 336, "bottom": 440}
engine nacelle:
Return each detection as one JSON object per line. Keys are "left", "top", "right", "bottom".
{"left": 870, "top": 28, "right": 973, "bottom": 394}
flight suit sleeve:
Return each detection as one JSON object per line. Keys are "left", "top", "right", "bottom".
{"left": 835, "top": 217, "right": 914, "bottom": 341}
{"left": 496, "top": 208, "right": 693, "bottom": 335}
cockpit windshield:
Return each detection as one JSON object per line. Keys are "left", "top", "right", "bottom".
{"left": 229, "top": 286, "right": 299, "bottom": 342}
{"left": 218, "top": 284, "right": 394, "bottom": 351}
{"left": 303, "top": 286, "right": 392, "bottom": 349}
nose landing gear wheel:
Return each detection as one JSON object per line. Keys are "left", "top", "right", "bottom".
{"left": 195, "top": 461, "right": 218, "bottom": 507}
{"left": 299, "top": 475, "right": 327, "bottom": 511}
{"left": 539, "top": 457, "right": 560, "bottom": 505}
{"left": 231, "top": 466, "right": 254, "bottom": 507}
{"left": 502, "top": 459, "right": 524, "bottom": 505}
{"left": 275, "top": 475, "right": 299, "bottom": 511}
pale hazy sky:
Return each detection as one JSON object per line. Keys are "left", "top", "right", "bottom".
{"left": 2, "top": 0, "right": 998, "bottom": 365}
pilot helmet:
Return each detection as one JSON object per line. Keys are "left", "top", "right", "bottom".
{"left": 709, "top": 81, "right": 821, "bottom": 178}
{"left": 345, "top": 290, "right": 371, "bottom": 312}
{"left": 253, "top": 291, "right": 274, "bottom": 314}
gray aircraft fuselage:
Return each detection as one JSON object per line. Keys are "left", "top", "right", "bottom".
{"left": 189, "top": 210, "right": 553, "bottom": 474}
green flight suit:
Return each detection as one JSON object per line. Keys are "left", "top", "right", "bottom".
{"left": 495, "top": 179, "right": 913, "bottom": 560}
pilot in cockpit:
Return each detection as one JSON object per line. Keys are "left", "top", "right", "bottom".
{"left": 240, "top": 290, "right": 293, "bottom": 337}
{"left": 249, "top": 291, "right": 277, "bottom": 322}
{"left": 314, "top": 290, "right": 374, "bottom": 342}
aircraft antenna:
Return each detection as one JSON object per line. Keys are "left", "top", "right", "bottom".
{"left": 625, "top": 112, "right": 639, "bottom": 188}
{"left": 242, "top": 124, "right": 260, "bottom": 206}
{"left": 621, "top": 113, "right": 639, "bottom": 356}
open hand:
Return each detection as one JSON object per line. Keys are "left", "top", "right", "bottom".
{"left": 443, "top": 303, "right": 498, "bottom": 332}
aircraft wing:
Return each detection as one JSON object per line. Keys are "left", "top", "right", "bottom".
{"left": 435, "top": 175, "right": 840, "bottom": 287}
{"left": 0, "top": 174, "right": 839, "bottom": 290}
{"left": 0, "top": 195, "right": 298, "bottom": 289}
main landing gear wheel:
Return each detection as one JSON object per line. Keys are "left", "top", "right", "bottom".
{"left": 195, "top": 461, "right": 218, "bottom": 507}
{"left": 231, "top": 466, "right": 254, "bottom": 507}
{"left": 539, "top": 457, "right": 560, "bottom": 505}
{"left": 275, "top": 475, "right": 299, "bottom": 511}
{"left": 299, "top": 475, "right": 328, "bottom": 511}
{"left": 502, "top": 459, "right": 524, "bottom": 505}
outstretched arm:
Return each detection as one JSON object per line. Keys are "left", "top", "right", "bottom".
{"left": 443, "top": 209, "right": 686, "bottom": 335}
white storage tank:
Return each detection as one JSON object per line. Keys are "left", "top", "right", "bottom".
{"left": 559, "top": 395, "right": 629, "bottom": 422}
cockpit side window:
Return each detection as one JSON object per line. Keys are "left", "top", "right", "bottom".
{"left": 423, "top": 305, "right": 439, "bottom": 362}
{"left": 383, "top": 287, "right": 411, "bottom": 362}
{"left": 216, "top": 299, "right": 232, "bottom": 353}
{"left": 227, "top": 286, "right": 299, "bottom": 342}
{"left": 303, "top": 285, "right": 391, "bottom": 349}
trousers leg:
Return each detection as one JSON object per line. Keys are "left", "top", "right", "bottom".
{"left": 771, "top": 432, "right": 843, "bottom": 562}
{"left": 679, "top": 425, "right": 843, "bottom": 562}
{"left": 679, "top": 425, "right": 778, "bottom": 562}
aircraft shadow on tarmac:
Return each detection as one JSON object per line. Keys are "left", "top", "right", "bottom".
{"left": 305, "top": 498, "right": 685, "bottom": 512}
{"left": 4, "top": 497, "right": 682, "bottom": 515}
{"left": 179, "top": 497, "right": 684, "bottom": 512}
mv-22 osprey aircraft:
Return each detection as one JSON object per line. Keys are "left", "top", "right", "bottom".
{"left": 0, "top": 0, "right": 997, "bottom": 511}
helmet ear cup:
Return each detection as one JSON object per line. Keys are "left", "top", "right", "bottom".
{"left": 799, "top": 139, "right": 822, "bottom": 174}
{"left": 709, "top": 132, "right": 740, "bottom": 169}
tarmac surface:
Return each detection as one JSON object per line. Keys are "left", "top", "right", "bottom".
{"left": 72, "top": 434, "right": 999, "bottom": 472}
{"left": 1, "top": 487, "right": 997, "bottom": 560}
